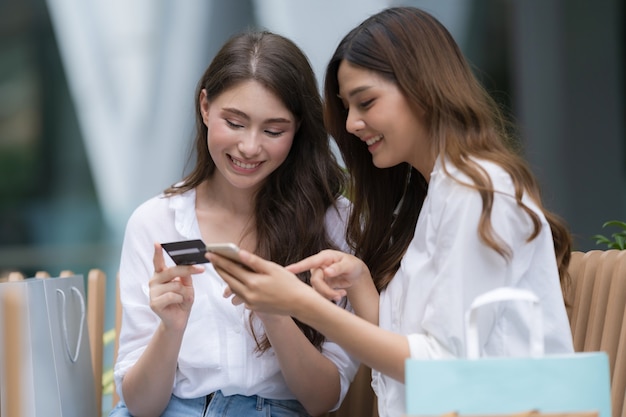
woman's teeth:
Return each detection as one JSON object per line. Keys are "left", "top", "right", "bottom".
{"left": 231, "top": 157, "right": 260, "bottom": 169}
{"left": 366, "top": 135, "right": 383, "bottom": 146}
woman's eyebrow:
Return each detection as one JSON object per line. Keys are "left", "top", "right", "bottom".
{"left": 222, "top": 107, "right": 250, "bottom": 120}
{"left": 222, "top": 107, "right": 292, "bottom": 124}
{"left": 264, "top": 117, "right": 292, "bottom": 124}
{"left": 345, "top": 85, "right": 371, "bottom": 98}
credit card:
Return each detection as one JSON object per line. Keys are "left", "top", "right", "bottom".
{"left": 161, "top": 239, "right": 208, "bottom": 265}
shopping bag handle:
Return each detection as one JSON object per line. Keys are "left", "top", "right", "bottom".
{"left": 464, "top": 287, "right": 543, "bottom": 359}
{"left": 56, "top": 286, "right": 85, "bottom": 363}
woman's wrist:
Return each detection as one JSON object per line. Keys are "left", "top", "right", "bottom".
{"left": 345, "top": 259, "right": 372, "bottom": 295}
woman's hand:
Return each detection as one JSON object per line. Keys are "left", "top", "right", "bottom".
{"left": 150, "top": 243, "right": 202, "bottom": 331}
{"left": 121, "top": 244, "right": 203, "bottom": 416}
{"left": 286, "top": 249, "right": 371, "bottom": 302}
{"left": 208, "top": 250, "right": 317, "bottom": 316}
{"left": 287, "top": 249, "right": 379, "bottom": 324}
{"left": 210, "top": 248, "right": 378, "bottom": 323}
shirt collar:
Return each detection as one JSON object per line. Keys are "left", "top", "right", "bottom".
{"left": 168, "top": 187, "right": 199, "bottom": 239}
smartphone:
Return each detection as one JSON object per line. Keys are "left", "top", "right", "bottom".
{"left": 161, "top": 239, "right": 244, "bottom": 266}
{"left": 204, "top": 242, "right": 243, "bottom": 263}
{"left": 206, "top": 242, "right": 254, "bottom": 271}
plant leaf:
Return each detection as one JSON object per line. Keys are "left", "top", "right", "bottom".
{"left": 593, "top": 235, "right": 611, "bottom": 245}
{"left": 603, "top": 220, "right": 626, "bottom": 230}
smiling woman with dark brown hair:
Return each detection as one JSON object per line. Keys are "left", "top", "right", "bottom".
{"left": 109, "top": 30, "right": 358, "bottom": 417}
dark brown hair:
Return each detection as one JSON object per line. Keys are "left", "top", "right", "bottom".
{"left": 167, "top": 31, "right": 347, "bottom": 351}
{"left": 324, "top": 7, "right": 571, "bottom": 291}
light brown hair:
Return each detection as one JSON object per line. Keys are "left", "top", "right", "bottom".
{"left": 324, "top": 7, "right": 571, "bottom": 291}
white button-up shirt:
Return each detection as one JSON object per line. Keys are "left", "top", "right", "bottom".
{"left": 373, "top": 158, "right": 574, "bottom": 417}
{"left": 114, "top": 189, "right": 358, "bottom": 408}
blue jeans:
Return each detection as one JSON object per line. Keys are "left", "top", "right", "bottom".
{"left": 108, "top": 390, "right": 311, "bottom": 417}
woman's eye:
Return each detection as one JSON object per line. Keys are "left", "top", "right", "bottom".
{"left": 226, "top": 119, "right": 243, "bottom": 129}
{"left": 265, "top": 130, "right": 283, "bottom": 138}
{"left": 359, "top": 99, "right": 374, "bottom": 109}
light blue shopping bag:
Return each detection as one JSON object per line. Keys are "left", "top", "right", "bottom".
{"left": 405, "top": 288, "right": 612, "bottom": 417}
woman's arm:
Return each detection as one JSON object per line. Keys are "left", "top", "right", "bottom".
{"left": 296, "top": 295, "right": 410, "bottom": 382}
{"left": 210, "top": 250, "right": 410, "bottom": 382}
{"left": 121, "top": 244, "right": 200, "bottom": 417}
{"left": 259, "top": 313, "right": 341, "bottom": 415}
{"left": 121, "top": 323, "right": 186, "bottom": 416}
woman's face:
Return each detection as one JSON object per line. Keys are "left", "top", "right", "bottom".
{"left": 337, "top": 60, "right": 432, "bottom": 175}
{"left": 200, "top": 80, "right": 296, "bottom": 192}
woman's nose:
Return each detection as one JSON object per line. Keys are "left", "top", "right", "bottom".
{"left": 237, "top": 133, "right": 261, "bottom": 157}
{"left": 345, "top": 108, "right": 364, "bottom": 135}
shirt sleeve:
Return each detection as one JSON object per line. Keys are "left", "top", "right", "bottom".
{"left": 321, "top": 338, "right": 360, "bottom": 411}
{"left": 326, "top": 195, "right": 352, "bottom": 253}
{"left": 323, "top": 196, "right": 360, "bottom": 409}
{"left": 113, "top": 201, "right": 163, "bottom": 400}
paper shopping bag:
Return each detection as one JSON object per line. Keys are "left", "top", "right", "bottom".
{"left": 0, "top": 275, "right": 96, "bottom": 417}
{"left": 405, "top": 288, "right": 612, "bottom": 417}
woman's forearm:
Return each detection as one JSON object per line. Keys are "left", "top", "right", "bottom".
{"left": 346, "top": 273, "right": 380, "bottom": 325}
{"left": 262, "top": 314, "right": 341, "bottom": 416}
{"left": 293, "top": 291, "right": 410, "bottom": 383}
{"left": 121, "top": 323, "right": 185, "bottom": 417}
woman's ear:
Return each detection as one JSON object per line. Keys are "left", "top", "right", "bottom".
{"left": 199, "top": 89, "right": 210, "bottom": 126}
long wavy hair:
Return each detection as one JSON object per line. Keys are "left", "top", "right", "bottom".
{"left": 166, "top": 31, "right": 347, "bottom": 351}
{"left": 324, "top": 7, "right": 571, "bottom": 292}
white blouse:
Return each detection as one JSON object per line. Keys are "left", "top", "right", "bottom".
{"left": 373, "top": 158, "right": 574, "bottom": 417}
{"left": 113, "top": 189, "right": 358, "bottom": 409}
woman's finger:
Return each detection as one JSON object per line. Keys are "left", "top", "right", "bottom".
{"left": 153, "top": 242, "right": 167, "bottom": 273}
{"left": 223, "top": 286, "right": 233, "bottom": 298}
{"left": 222, "top": 286, "right": 246, "bottom": 306}
{"left": 309, "top": 267, "right": 335, "bottom": 295}
{"left": 213, "top": 263, "right": 251, "bottom": 301}
{"left": 150, "top": 291, "right": 184, "bottom": 311}
{"left": 310, "top": 268, "right": 346, "bottom": 302}
{"left": 236, "top": 249, "right": 276, "bottom": 274}
{"left": 153, "top": 243, "right": 203, "bottom": 283}
{"left": 178, "top": 266, "right": 202, "bottom": 286}
{"left": 230, "top": 294, "right": 245, "bottom": 306}
{"left": 285, "top": 249, "right": 339, "bottom": 275}
{"left": 151, "top": 279, "right": 184, "bottom": 297}
{"left": 208, "top": 253, "right": 252, "bottom": 282}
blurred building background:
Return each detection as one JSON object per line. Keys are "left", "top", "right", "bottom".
{"left": 0, "top": 0, "right": 623, "bottom": 413}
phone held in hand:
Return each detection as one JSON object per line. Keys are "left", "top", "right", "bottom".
{"left": 161, "top": 239, "right": 243, "bottom": 265}
{"left": 204, "top": 242, "right": 243, "bottom": 262}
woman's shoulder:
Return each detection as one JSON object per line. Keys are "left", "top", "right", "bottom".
{"left": 334, "top": 194, "right": 352, "bottom": 211}
{"left": 129, "top": 192, "right": 170, "bottom": 218}
{"left": 327, "top": 194, "right": 352, "bottom": 221}
{"left": 437, "top": 157, "right": 514, "bottom": 191}
{"left": 127, "top": 188, "right": 195, "bottom": 228}
{"left": 324, "top": 195, "right": 352, "bottom": 251}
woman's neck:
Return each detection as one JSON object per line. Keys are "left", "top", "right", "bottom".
{"left": 197, "top": 175, "right": 256, "bottom": 216}
{"left": 194, "top": 177, "right": 258, "bottom": 249}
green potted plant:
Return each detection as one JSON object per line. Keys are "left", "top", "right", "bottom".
{"left": 592, "top": 220, "right": 626, "bottom": 250}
